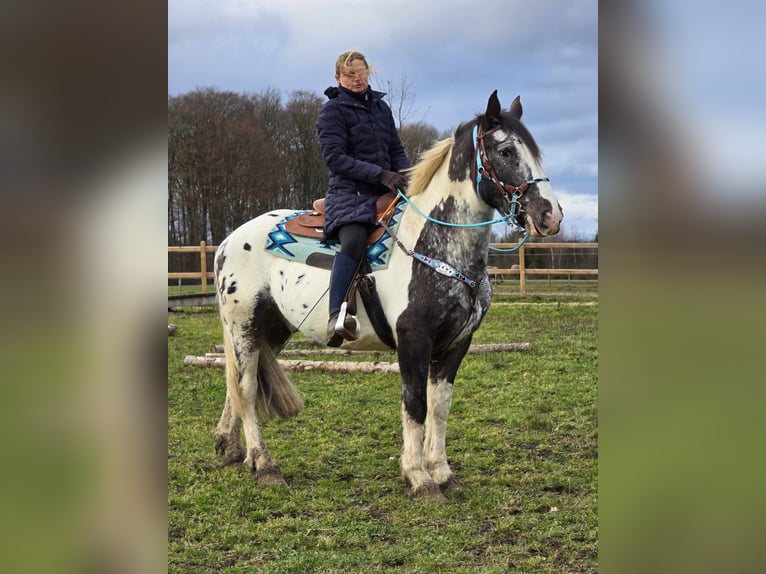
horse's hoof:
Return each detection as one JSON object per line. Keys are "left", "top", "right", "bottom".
{"left": 215, "top": 436, "right": 245, "bottom": 466}
{"left": 439, "top": 475, "right": 461, "bottom": 493}
{"left": 254, "top": 466, "right": 287, "bottom": 486}
{"left": 410, "top": 483, "right": 448, "bottom": 503}
{"left": 219, "top": 452, "right": 245, "bottom": 467}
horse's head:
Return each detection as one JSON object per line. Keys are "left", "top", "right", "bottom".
{"left": 474, "top": 90, "right": 563, "bottom": 237}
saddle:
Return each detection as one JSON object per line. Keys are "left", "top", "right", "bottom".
{"left": 280, "top": 192, "right": 400, "bottom": 349}
{"left": 283, "top": 192, "right": 399, "bottom": 244}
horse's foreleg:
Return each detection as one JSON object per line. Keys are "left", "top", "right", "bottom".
{"left": 424, "top": 338, "right": 471, "bottom": 492}
{"left": 424, "top": 381, "right": 456, "bottom": 489}
{"left": 399, "top": 342, "right": 446, "bottom": 502}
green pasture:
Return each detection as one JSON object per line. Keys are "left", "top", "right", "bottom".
{"left": 168, "top": 285, "right": 597, "bottom": 572}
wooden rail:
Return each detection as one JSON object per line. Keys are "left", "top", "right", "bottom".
{"left": 168, "top": 241, "right": 598, "bottom": 298}
{"left": 168, "top": 242, "right": 217, "bottom": 293}
{"left": 489, "top": 242, "right": 598, "bottom": 296}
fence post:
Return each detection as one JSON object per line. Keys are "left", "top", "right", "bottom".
{"left": 519, "top": 243, "right": 526, "bottom": 297}
{"left": 200, "top": 241, "right": 207, "bottom": 293}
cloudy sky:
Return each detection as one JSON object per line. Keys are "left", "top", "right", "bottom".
{"left": 169, "top": 0, "right": 598, "bottom": 239}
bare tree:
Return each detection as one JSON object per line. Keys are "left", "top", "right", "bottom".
{"left": 398, "top": 121, "right": 440, "bottom": 164}
{"left": 370, "top": 72, "right": 441, "bottom": 164}
{"left": 168, "top": 88, "right": 286, "bottom": 244}
{"left": 282, "top": 90, "right": 326, "bottom": 208}
{"left": 168, "top": 80, "right": 449, "bottom": 257}
{"left": 373, "top": 72, "right": 430, "bottom": 129}
{"left": 387, "top": 73, "right": 416, "bottom": 128}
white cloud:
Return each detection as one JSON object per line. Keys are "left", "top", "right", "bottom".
{"left": 554, "top": 189, "right": 598, "bottom": 239}
{"left": 543, "top": 137, "right": 598, "bottom": 180}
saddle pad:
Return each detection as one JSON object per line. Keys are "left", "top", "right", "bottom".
{"left": 282, "top": 192, "right": 397, "bottom": 244}
{"left": 282, "top": 212, "right": 388, "bottom": 245}
{"left": 264, "top": 199, "right": 406, "bottom": 271}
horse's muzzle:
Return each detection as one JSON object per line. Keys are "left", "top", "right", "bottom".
{"left": 527, "top": 210, "right": 561, "bottom": 237}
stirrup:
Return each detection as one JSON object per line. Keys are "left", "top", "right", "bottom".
{"left": 335, "top": 302, "right": 360, "bottom": 341}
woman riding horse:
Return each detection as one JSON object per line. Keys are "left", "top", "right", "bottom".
{"left": 316, "top": 50, "right": 410, "bottom": 346}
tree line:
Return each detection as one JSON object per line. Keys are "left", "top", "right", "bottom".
{"left": 168, "top": 86, "right": 441, "bottom": 247}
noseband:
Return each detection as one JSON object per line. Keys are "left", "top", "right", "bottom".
{"left": 472, "top": 125, "right": 549, "bottom": 222}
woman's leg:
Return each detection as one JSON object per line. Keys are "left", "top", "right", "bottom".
{"left": 327, "top": 223, "right": 369, "bottom": 343}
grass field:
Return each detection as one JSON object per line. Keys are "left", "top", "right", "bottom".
{"left": 168, "top": 283, "right": 597, "bottom": 573}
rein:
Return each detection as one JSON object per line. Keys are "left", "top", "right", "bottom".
{"left": 378, "top": 216, "right": 485, "bottom": 290}
{"left": 393, "top": 189, "right": 530, "bottom": 253}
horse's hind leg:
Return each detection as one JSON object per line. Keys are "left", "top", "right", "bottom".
{"left": 236, "top": 357, "right": 286, "bottom": 485}
{"left": 219, "top": 327, "right": 287, "bottom": 485}
{"left": 215, "top": 330, "right": 245, "bottom": 465}
{"left": 424, "top": 337, "right": 471, "bottom": 492}
{"left": 214, "top": 388, "right": 244, "bottom": 466}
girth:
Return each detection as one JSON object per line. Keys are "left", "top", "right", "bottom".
{"left": 283, "top": 192, "right": 399, "bottom": 244}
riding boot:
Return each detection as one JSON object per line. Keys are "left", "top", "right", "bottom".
{"left": 327, "top": 252, "right": 360, "bottom": 345}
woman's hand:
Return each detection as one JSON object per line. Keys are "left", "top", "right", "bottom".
{"left": 379, "top": 170, "right": 407, "bottom": 192}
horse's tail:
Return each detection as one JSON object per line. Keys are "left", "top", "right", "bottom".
{"left": 255, "top": 343, "right": 305, "bottom": 420}
{"left": 222, "top": 328, "right": 304, "bottom": 422}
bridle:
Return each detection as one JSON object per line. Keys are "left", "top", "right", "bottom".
{"left": 472, "top": 124, "right": 549, "bottom": 225}
{"left": 377, "top": 121, "right": 552, "bottom": 291}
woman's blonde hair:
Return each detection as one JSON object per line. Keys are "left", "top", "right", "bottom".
{"left": 335, "top": 50, "right": 372, "bottom": 76}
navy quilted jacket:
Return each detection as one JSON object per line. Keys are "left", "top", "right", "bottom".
{"left": 316, "top": 85, "right": 410, "bottom": 240}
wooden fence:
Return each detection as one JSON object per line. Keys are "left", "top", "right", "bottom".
{"left": 488, "top": 242, "right": 598, "bottom": 296}
{"left": 168, "top": 241, "right": 598, "bottom": 297}
{"left": 168, "top": 242, "right": 218, "bottom": 293}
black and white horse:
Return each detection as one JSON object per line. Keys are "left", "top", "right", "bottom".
{"left": 212, "top": 91, "right": 563, "bottom": 501}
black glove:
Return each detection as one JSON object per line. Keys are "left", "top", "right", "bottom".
{"left": 379, "top": 170, "right": 407, "bottom": 192}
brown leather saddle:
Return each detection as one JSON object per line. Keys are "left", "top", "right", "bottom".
{"left": 283, "top": 192, "right": 399, "bottom": 244}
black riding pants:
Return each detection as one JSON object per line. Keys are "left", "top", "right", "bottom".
{"left": 337, "top": 223, "right": 369, "bottom": 262}
{"left": 328, "top": 223, "right": 370, "bottom": 315}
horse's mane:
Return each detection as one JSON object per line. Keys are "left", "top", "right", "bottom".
{"left": 404, "top": 137, "right": 454, "bottom": 196}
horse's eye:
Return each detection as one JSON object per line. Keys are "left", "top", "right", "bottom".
{"left": 499, "top": 149, "right": 511, "bottom": 158}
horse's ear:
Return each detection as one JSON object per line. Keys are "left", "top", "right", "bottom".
{"left": 509, "top": 95, "right": 522, "bottom": 119}
{"left": 484, "top": 90, "right": 502, "bottom": 127}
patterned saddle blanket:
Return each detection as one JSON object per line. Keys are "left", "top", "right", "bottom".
{"left": 264, "top": 194, "right": 406, "bottom": 271}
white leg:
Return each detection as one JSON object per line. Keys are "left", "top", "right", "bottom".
{"left": 401, "top": 403, "right": 446, "bottom": 502}
{"left": 214, "top": 388, "right": 244, "bottom": 466}
{"left": 237, "top": 356, "right": 286, "bottom": 485}
{"left": 424, "top": 379, "right": 458, "bottom": 490}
